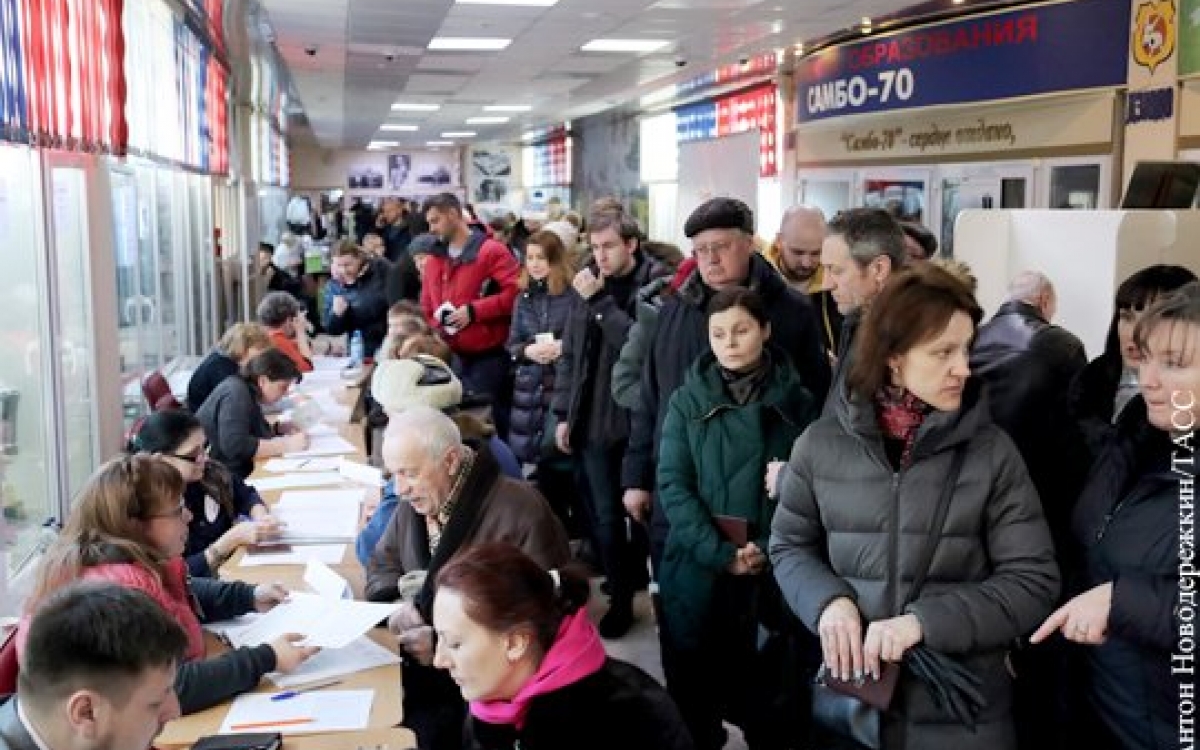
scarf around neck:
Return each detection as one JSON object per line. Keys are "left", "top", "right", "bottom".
{"left": 874, "top": 385, "right": 932, "bottom": 468}
{"left": 719, "top": 351, "right": 771, "bottom": 406}
{"left": 470, "top": 608, "right": 607, "bottom": 730}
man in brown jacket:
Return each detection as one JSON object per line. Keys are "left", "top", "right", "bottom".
{"left": 365, "top": 406, "right": 568, "bottom": 750}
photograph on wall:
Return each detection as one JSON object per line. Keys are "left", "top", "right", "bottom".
{"left": 471, "top": 148, "right": 514, "bottom": 204}
{"left": 389, "top": 154, "right": 412, "bottom": 189}
{"left": 411, "top": 149, "right": 461, "bottom": 189}
{"left": 347, "top": 160, "right": 385, "bottom": 189}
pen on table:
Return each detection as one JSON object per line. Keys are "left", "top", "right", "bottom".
{"left": 270, "top": 678, "right": 343, "bottom": 701}
{"left": 229, "top": 718, "right": 315, "bottom": 731}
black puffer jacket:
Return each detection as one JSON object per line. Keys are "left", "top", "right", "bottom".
{"left": 506, "top": 280, "right": 575, "bottom": 463}
{"left": 770, "top": 379, "right": 1060, "bottom": 749}
{"left": 1069, "top": 397, "right": 1183, "bottom": 750}
{"left": 464, "top": 658, "right": 694, "bottom": 750}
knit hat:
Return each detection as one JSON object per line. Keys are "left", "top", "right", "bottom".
{"left": 407, "top": 233, "right": 440, "bottom": 257}
{"left": 683, "top": 197, "right": 754, "bottom": 238}
{"left": 541, "top": 220, "right": 579, "bottom": 253}
{"left": 371, "top": 355, "right": 463, "bottom": 414}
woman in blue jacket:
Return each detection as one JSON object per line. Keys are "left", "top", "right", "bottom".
{"left": 656, "top": 287, "right": 815, "bottom": 750}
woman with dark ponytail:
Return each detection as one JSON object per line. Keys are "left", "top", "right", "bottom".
{"left": 433, "top": 543, "right": 694, "bottom": 750}
{"left": 130, "top": 410, "right": 282, "bottom": 577}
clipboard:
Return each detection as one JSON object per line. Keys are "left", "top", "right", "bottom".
{"left": 714, "top": 514, "right": 749, "bottom": 547}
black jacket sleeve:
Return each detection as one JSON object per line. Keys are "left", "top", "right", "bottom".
{"left": 191, "top": 577, "right": 257, "bottom": 623}
{"left": 175, "top": 645, "right": 276, "bottom": 714}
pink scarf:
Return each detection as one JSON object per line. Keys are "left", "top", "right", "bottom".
{"left": 470, "top": 608, "right": 607, "bottom": 730}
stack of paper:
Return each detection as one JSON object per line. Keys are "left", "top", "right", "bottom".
{"left": 272, "top": 489, "right": 363, "bottom": 542}
{"left": 238, "top": 544, "right": 347, "bottom": 567}
{"left": 246, "top": 472, "right": 346, "bottom": 492}
{"left": 266, "top": 637, "right": 399, "bottom": 688}
{"left": 283, "top": 434, "right": 357, "bottom": 458}
{"left": 261, "top": 457, "right": 342, "bottom": 473}
{"left": 218, "top": 690, "right": 374, "bottom": 734}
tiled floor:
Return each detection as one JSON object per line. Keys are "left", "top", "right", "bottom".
{"left": 586, "top": 584, "right": 750, "bottom": 750}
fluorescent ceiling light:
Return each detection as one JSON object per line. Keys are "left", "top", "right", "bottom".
{"left": 582, "top": 38, "right": 670, "bottom": 53}
{"left": 484, "top": 105, "right": 532, "bottom": 112}
{"left": 465, "top": 116, "right": 509, "bottom": 125}
{"left": 380, "top": 124, "right": 418, "bottom": 132}
{"left": 427, "top": 140, "right": 454, "bottom": 146}
{"left": 429, "top": 37, "right": 511, "bottom": 51}
{"left": 368, "top": 141, "right": 398, "bottom": 150}
{"left": 457, "top": 0, "right": 557, "bottom": 5}
{"left": 441, "top": 131, "right": 477, "bottom": 138}
{"left": 391, "top": 103, "right": 440, "bottom": 111}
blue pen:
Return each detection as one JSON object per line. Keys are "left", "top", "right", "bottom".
{"left": 270, "top": 678, "right": 343, "bottom": 701}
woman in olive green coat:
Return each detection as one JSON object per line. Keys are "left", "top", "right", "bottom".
{"left": 656, "top": 287, "right": 816, "bottom": 750}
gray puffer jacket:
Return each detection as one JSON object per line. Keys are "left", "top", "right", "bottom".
{"left": 770, "top": 379, "right": 1059, "bottom": 750}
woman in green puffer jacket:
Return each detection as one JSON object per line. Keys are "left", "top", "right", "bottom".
{"left": 656, "top": 286, "right": 816, "bottom": 750}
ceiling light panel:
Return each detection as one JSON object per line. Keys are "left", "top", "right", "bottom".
{"left": 581, "top": 38, "right": 670, "bottom": 53}
{"left": 391, "top": 103, "right": 441, "bottom": 111}
{"left": 380, "top": 124, "right": 419, "bottom": 131}
{"left": 441, "top": 131, "right": 478, "bottom": 137}
{"left": 428, "top": 37, "right": 512, "bottom": 50}
{"left": 483, "top": 105, "right": 532, "bottom": 112}
{"left": 465, "top": 116, "right": 510, "bottom": 124}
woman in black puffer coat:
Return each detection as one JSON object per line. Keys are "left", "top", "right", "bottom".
{"left": 506, "top": 230, "right": 578, "bottom": 525}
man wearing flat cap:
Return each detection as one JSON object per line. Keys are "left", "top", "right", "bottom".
{"left": 620, "top": 197, "right": 829, "bottom": 680}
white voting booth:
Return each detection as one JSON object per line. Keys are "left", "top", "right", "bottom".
{"left": 954, "top": 210, "right": 1200, "bottom": 359}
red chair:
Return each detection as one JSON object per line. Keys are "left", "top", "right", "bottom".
{"left": 0, "top": 630, "right": 18, "bottom": 695}
{"left": 141, "top": 371, "right": 182, "bottom": 412}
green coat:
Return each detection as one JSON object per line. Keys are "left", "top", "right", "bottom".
{"left": 656, "top": 349, "right": 815, "bottom": 648}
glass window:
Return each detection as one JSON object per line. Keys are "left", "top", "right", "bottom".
{"left": 1050, "top": 164, "right": 1102, "bottom": 210}
{"left": 0, "top": 145, "right": 55, "bottom": 581}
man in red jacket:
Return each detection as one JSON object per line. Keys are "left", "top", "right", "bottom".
{"left": 420, "top": 192, "right": 520, "bottom": 439}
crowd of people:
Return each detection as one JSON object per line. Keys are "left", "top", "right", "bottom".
{"left": 3, "top": 189, "right": 1196, "bottom": 750}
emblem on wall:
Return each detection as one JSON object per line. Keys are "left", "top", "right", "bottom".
{"left": 1132, "top": 0, "right": 1177, "bottom": 73}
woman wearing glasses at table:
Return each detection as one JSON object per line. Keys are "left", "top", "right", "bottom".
{"left": 131, "top": 410, "right": 283, "bottom": 577}
{"left": 19, "top": 454, "right": 319, "bottom": 714}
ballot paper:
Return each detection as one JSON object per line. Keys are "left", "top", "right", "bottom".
{"left": 338, "top": 457, "right": 384, "bottom": 487}
{"left": 221, "top": 592, "right": 399, "bottom": 650}
{"left": 245, "top": 472, "right": 346, "bottom": 492}
{"left": 218, "top": 690, "right": 373, "bottom": 734}
{"left": 237, "top": 544, "right": 347, "bottom": 567}
{"left": 272, "top": 489, "right": 363, "bottom": 541}
{"left": 261, "top": 457, "right": 342, "bottom": 473}
{"left": 304, "top": 559, "right": 351, "bottom": 600}
{"left": 313, "top": 356, "right": 352, "bottom": 372}
{"left": 266, "top": 636, "right": 399, "bottom": 688}
{"left": 283, "top": 434, "right": 357, "bottom": 457}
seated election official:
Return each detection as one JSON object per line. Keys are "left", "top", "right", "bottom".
{"left": 433, "top": 543, "right": 694, "bottom": 750}
{"left": 0, "top": 581, "right": 188, "bottom": 750}
{"left": 16, "top": 455, "right": 319, "bottom": 714}
{"left": 364, "top": 406, "right": 569, "bottom": 750}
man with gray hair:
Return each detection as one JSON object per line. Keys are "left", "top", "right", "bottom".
{"left": 364, "top": 406, "right": 568, "bottom": 750}
{"left": 257, "top": 291, "right": 313, "bottom": 373}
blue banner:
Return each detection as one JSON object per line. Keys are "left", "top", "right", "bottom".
{"left": 796, "top": 0, "right": 1130, "bottom": 123}
{"left": 676, "top": 101, "right": 717, "bottom": 142}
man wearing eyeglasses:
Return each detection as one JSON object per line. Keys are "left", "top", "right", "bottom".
{"left": 620, "top": 196, "right": 830, "bottom": 569}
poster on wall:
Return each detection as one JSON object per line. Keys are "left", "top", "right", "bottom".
{"left": 348, "top": 159, "right": 385, "bottom": 189}
{"left": 411, "top": 150, "right": 460, "bottom": 189}
{"left": 1182, "top": 0, "right": 1200, "bottom": 76}
{"left": 388, "top": 154, "right": 412, "bottom": 189}
{"left": 471, "top": 149, "right": 514, "bottom": 204}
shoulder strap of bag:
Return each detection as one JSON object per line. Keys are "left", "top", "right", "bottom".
{"left": 902, "top": 443, "right": 968, "bottom": 610}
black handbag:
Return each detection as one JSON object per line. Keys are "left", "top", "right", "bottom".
{"left": 811, "top": 444, "right": 968, "bottom": 750}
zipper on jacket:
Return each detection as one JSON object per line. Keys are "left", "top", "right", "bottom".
{"left": 886, "top": 470, "right": 902, "bottom": 615}
{"left": 1095, "top": 498, "right": 1129, "bottom": 542}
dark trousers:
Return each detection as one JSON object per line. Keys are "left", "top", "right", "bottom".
{"left": 579, "top": 443, "right": 641, "bottom": 604}
{"left": 457, "top": 348, "right": 512, "bottom": 440}
{"left": 534, "top": 456, "right": 584, "bottom": 539}
{"left": 661, "top": 576, "right": 813, "bottom": 750}
{"left": 402, "top": 662, "right": 466, "bottom": 750}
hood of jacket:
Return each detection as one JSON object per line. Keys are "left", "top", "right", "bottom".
{"left": 429, "top": 227, "right": 489, "bottom": 263}
{"left": 682, "top": 346, "right": 813, "bottom": 421}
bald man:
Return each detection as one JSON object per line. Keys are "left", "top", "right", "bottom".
{"left": 771, "top": 206, "right": 844, "bottom": 365}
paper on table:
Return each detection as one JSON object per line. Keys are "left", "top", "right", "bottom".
{"left": 284, "top": 434, "right": 357, "bottom": 457}
{"left": 304, "top": 559, "right": 351, "bottom": 600}
{"left": 338, "top": 457, "right": 384, "bottom": 487}
{"left": 245, "top": 472, "right": 346, "bottom": 492}
{"left": 306, "top": 423, "right": 338, "bottom": 437}
{"left": 266, "top": 636, "right": 399, "bottom": 688}
{"left": 312, "top": 356, "right": 352, "bottom": 372}
{"left": 217, "top": 690, "right": 373, "bottom": 734}
{"left": 273, "top": 489, "right": 363, "bottom": 541}
{"left": 238, "top": 544, "right": 346, "bottom": 567}
{"left": 261, "top": 457, "right": 341, "bottom": 473}
{"left": 224, "top": 592, "right": 400, "bottom": 650}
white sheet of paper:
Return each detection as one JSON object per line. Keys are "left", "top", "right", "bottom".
{"left": 237, "top": 544, "right": 347, "bottom": 567}
{"left": 284, "top": 434, "right": 357, "bottom": 457}
{"left": 306, "top": 423, "right": 338, "bottom": 437}
{"left": 338, "top": 457, "right": 384, "bottom": 487}
{"left": 272, "top": 489, "right": 363, "bottom": 541}
{"left": 266, "top": 636, "right": 399, "bottom": 688}
{"left": 313, "top": 356, "right": 352, "bottom": 372}
{"left": 261, "top": 457, "right": 342, "bottom": 473}
{"left": 245, "top": 472, "right": 346, "bottom": 492}
{"left": 217, "top": 689, "right": 374, "bottom": 734}
{"left": 304, "top": 559, "right": 351, "bottom": 600}
{"left": 225, "top": 592, "right": 400, "bottom": 650}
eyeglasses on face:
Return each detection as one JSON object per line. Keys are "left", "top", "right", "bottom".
{"left": 170, "top": 443, "right": 211, "bottom": 464}
{"left": 691, "top": 238, "right": 738, "bottom": 257}
{"left": 145, "top": 498, "right": 188, "bottom": 520}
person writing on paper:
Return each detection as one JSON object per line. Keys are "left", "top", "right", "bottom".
{"left": 130, "top": 410, "right": 283, "bottom": 577}
{"left": 1031, "top": 283, "right": 1200, "bottom": 750}
{"left": 656, "top": 287, "right": 815, "bottom": 750}
{"left": 432, "top": 542, "right": 694, "bottom": 750}
{"left": 196, "top": 349, "right": 308, "bottom": 480}
{"left": 17, "top": 455, "right": 319, "bottom": 714}
{"left": 2, "top": 582, "right": 188, "bottom": 750}
{"left": 364, "top": 407, "right": 569, "bottom": 750}
{"left": 769, "top": 265, "right": 1059, "bottom": 749}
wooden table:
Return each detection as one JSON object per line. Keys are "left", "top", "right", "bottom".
{"left": 158, "top": 381, "right": 415, "bottom": 750}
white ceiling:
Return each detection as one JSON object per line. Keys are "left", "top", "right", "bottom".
{"left": 259, "top": 0, "right": 963, "bottom": 150}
